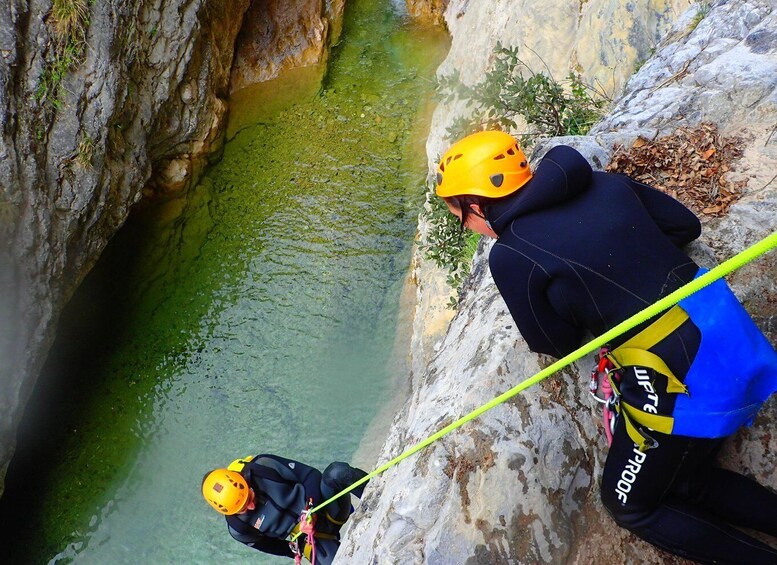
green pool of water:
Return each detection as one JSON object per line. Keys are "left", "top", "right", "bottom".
{"left": 0, "top": 2, "right": 448, "bottom": 563}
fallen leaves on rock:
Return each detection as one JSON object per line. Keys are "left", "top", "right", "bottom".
{"left": 606, "top": 123, "right": 747, "bottom": 218}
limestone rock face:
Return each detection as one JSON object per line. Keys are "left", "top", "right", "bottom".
{"left": 229, "top": 0, "right": 346, "bottom": 93}
{"left": 338, "top": 1, "right": 777, "bottom": 563}
{"left": 406, "top": 0, "right": 449, "bottom": 26}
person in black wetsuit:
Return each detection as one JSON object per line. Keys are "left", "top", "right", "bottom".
{"left": 434, "top": 130, "right": 777, "bottom": 564}
{"left": 202, "top": 454, "right": 367, "bottom": 564}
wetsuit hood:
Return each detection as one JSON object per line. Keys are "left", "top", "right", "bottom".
{"left": 485, "top": 145, "right": 593, "bottom": 236}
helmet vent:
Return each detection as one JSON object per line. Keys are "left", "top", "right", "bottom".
{"left": 520, "top": 160, "right": 527, "bottom": 168}
{"left": 507, "top": 148, "right": 515, "bottom": 155}
{"left": 446, "top": 156, "right": 453, "bottom": 165}
{"left": 440, "top": 162, "right": 445, "bottom": 172}
{"left": 436, "top": 172, "right": 443, "bottom": 185}
{"left": 453, "top": 153, "right": 463, "bottom": 160}
{"left": 490, "top": 173, "right": 504, "bottom": 187}
{"left": 494, "top": 154, "right": 506, "bottom": 160}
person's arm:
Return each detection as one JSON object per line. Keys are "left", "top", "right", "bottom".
{"left": 226, "top": 517, "right": 294, "bottom": 557}
{"left": 627, "top": 178, "right": 701, "bottom": 247}
{"left": 489, "top": 243, "right": 583, "bottom": 358}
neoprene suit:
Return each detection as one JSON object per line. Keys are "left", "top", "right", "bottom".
{"left": 225, "top": 454, "right": 366, "bottom": 564}
{"left": 485, "top": 145, "right": 777, "bottom": 564}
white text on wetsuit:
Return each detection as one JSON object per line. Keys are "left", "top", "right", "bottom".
{"left": 615, "top": 367, "right": 658, "bottom": 504}
{"left": 636, "top": 367, "right": 659, "bottom": 413}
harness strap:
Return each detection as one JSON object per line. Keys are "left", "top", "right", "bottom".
{"left": 606, "top": 367, "right": 678, "bottom": 451}
{"left": 618, "top": 405, "right": 659, "bottom": 452}
{"left": 607, "top": 305, "right": 690, "bottom": 395}
{"left": 325, "top": 512, "right": 347, "bottom": 527}
{"left": 608, "top": 348, "right": 687, "bottom": 394}
{"left": 619, "top": 306, "right": 689, "bottom": 350}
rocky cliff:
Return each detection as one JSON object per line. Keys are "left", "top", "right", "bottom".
{"left": 406, "top": 0, "right": 449, "bottom": 25}
{"left": 230, "top": 0, "right": 345, "bottom": 92}
{"left": 338, "top": 1, "right": 777, "bottom": 563}
{"left": 0, "top": 0, "right": 343, "bottom": 494}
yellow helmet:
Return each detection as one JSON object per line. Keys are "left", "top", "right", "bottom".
{"left": 202, "top": 469, "right": 250, "bottom": 515}
{"left": 435, "top": 130, "right": 532, "bottom": 198}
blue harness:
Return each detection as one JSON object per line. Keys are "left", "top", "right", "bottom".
{"left": 672, "top": 271, "right": 777, "bottom": 436}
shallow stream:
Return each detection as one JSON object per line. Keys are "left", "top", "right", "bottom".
{"left": 0, "top": 2, "right": 448, "bottom": 562}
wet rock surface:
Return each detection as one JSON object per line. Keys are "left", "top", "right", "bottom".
{"left": 406, "top": 0, "right": 449, "bottom": 26}
{"left": 229, "top": 0, "right": 346, "bottom": 92}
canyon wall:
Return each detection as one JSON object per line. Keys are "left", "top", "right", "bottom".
{"left": 230, "top": 0, "right": 345, "bottom": 92}
{"left": 0, "top": 0, "right": 343, "bottom": 494}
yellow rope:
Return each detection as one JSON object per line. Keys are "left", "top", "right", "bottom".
{"left": 307, "top": 230, "right": 777, "bottom": 518}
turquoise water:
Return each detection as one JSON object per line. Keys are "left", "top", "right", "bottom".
{"left": 0, "top": 1, "right": 448, "bottom": 563}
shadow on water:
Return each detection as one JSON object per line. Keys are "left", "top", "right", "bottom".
{"left": 0, "top": 194, "right": 214, "bottom": 561}
{"left": 0, "top": 1, "right": 449, "bottom": 563}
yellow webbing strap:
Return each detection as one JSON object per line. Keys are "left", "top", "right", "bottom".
{"left": 621, "top": 402, "right": 675, "bottom": 435}
{"left": 304, "top": 230, "right": 777, "bottom": 519}
{"left": 607, "top": 305, "right": 690, "bottom": 394}
{"left": 227, "top": 456, "right": 256, "bottom": 472}
{"left": 325, "top": 512, "right": 347, "bottom": 526}
{"left": 620, "top": 306, "right": 689, "bottom": 350}
{"left": 608, "top": 347, "right": 687, "bottom": 394}
{"left": 606, "top": 372, "right": 670, "bottom": 451}
{"left": 619, "top": 407, "right": 657, "bottom": 451}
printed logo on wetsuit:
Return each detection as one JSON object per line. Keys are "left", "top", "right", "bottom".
{"left": 615, "top": 446, "right": 648, "bottom": 504}
{"left": 254, "top": 514, "right": 265, "bottom": 529}
{"left": 635, "top": 366, "right": 660, "bottom": 414}
{"left": 288, "top": 462, "right": 295, "bottom": 469}
{"left": 615, "top": 367, "right": 659, "bottom": 504}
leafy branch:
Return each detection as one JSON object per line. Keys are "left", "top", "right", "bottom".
{"left": 437, "top": 43, "right": 608, "bottom": 146}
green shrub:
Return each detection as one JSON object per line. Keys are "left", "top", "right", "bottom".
{"left": 421, "top": 191, "right": 480, "bottom": 308}
{"left": 36, "top": 40, "right": 80, "bottom": 106}
{"left": 689, "top": 2, "right": 710, "bottom": 32}
{"left": 439, "top": 43, "right": 607, "bottom": 146}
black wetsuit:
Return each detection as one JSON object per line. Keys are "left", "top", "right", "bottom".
{"left": 225, "top": 454, "right": 366, "bottom": 564}
{"left": 485, "top": 145, "right": 777, "bottom": 564}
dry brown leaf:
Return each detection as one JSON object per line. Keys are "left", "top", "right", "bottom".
{"left": 606, "top": 123, "right": 745, "bottom": 217}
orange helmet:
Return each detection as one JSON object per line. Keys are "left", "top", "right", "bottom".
{"left": 435, "top": 130, "right": 532, "bottom": 198}
{"left": 202, "top": 469, "right": 250, "bottom": 515}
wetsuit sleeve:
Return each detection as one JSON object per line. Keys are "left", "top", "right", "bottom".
{"left": 628, "top": 179, "right": 701, "bottom": 247}
{"left": 489, "top": 243, "right": 583, "bottom": 357}
{"left": 226, "top": 519, "right": 294, "bottom": 557}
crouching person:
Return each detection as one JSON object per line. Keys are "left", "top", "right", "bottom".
{"left": 202, "top": 454, "right": 367, "bottom": 564}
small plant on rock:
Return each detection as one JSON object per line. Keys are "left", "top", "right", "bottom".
{"left": 51, "top": 0, "right": 89, "bottom": 44}
{"left": 76, "top": 134, "right": 95, "bottom": 168}
{"left": 37, "top": 0, "right": 90, "bottom": 110}
{"left": 688, "top": 2, "right": 711, "bottom": 33}
{"left": 421, "top": 189, "right": 481, "bottom": 307}
{"left": 437, "top": 43, "right": 608, "bottom": 147}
